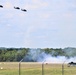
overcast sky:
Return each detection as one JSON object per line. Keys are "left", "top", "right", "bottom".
{"left": 0, "top": 0, "right": 76, "bottom": 48}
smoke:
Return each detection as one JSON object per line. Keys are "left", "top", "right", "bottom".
{"left": 23, "top": 49, "right": 44, "bottom": 62}
{"left": 63, "top": 47, "right": 76, "bottom": 57}
{"left": 23, "top": 48, "right": 76, "bottom": 63}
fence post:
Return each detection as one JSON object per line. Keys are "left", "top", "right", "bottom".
{"left": 19, "top": 59, "right": 23, "bottom": 75}
{"left": 62, "top": 63, "right": 64, "bottom": 75}
{"left": 42, "top": 63, "right": 44, "bottom": 75}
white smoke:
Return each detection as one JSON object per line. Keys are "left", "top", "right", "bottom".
{"left": 24, "top": 48, "right": 76, "bottom": 63}
{"left": 63, "top": 47, "right": 76, "bottom": 57}
{"left": 40, "top": 55, "right": 76, "bottom": 64}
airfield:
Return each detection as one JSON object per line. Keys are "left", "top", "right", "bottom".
{"left": 0, "top": 62, "right": 76, "bottom": 75}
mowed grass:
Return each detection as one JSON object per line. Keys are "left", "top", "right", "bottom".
{"left": 0, "top": 62, "right": 76, "bottom": 75}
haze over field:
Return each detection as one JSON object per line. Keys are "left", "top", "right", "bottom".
{"left": 23, "top": 48, "right": 76, "bottom": 63}
{"left": 0, "top": 0, "right": 76, "bottom": 48}
{"left": 0, "top": 47, "right": 76, "bottom": 63}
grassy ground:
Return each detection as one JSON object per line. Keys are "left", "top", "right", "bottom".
{"left": 0, "top": 62, "right": 76, "bottom": 75}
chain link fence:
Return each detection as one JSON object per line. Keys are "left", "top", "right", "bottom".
{"left": 0, "top": 62, "right": 76, "bottom": 75}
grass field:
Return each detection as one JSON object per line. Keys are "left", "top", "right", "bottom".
{"left": 0, "top": 62, "right": 76, "bottom": 75}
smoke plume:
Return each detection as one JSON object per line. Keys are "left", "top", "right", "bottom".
{"left": 63, "top": 47, "right": 76, "bottom": 57}
{"left": 23, "top": 48, "right": 76, "bottom": 63}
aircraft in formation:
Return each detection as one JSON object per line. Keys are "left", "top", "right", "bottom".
{"left": 14, "top": 6, "right": 27, "bottom": 12}
{"left": 0, "top": 5, "right": 27, "bottom": 12}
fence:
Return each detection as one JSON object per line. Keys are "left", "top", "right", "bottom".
{"left": 0, "top": 62, "right": 76, "bottom": 75}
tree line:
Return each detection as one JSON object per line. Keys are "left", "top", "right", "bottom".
{"left": 0, "top": 47, "right": 29, "bottom": 62}
{"left": 0, "top": 47, "right": 76, "bottom": 62}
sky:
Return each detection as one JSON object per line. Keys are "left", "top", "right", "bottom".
{"left": 0, "top": 0, "right": 76, "bottom": 48}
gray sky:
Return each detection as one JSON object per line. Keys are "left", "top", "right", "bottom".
{"left": 0, "top": 0, "right": 76, "bottom": 48}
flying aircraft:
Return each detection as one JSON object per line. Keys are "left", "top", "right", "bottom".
{"left": 0, "top": 5, "right": 3, "bottom": 8}
{"left": 14, "top": 6, "right": 20, "bottom": 10}
{"left": 21, "top": 9, "right": 27, "bottom": 12}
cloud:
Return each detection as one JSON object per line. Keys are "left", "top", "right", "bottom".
{"left": 39, "top": 13, "right": 50, "bottom": 19}
{"left": 63, "top": 12, "right": 74, "bottom": 20}
{"left": 6, "top": 24, "right": 12, "bottom": 27}
{"left": 32, "top": 0, "right": 48, "bottom": 7}
{"left": 24, "top": 0, "right": 49, "bottom": 10}
{"left": 4, "top": 2, "right": 13, "bottom": 9}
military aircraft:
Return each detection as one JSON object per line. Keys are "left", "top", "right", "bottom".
{"left": 68, "top": 62, "right": 76, "bottom": 67}
{"left": 14, "top": 6, "right": 27, "bottom": 12}
{"left": 0, "top": 5, "right": 3, "bottom": 8}
{"left": 14, "top": 6, "right": 20, "bottom": 10}
{"left": 21, "top": 9, "right": 27, "bottom": 12}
